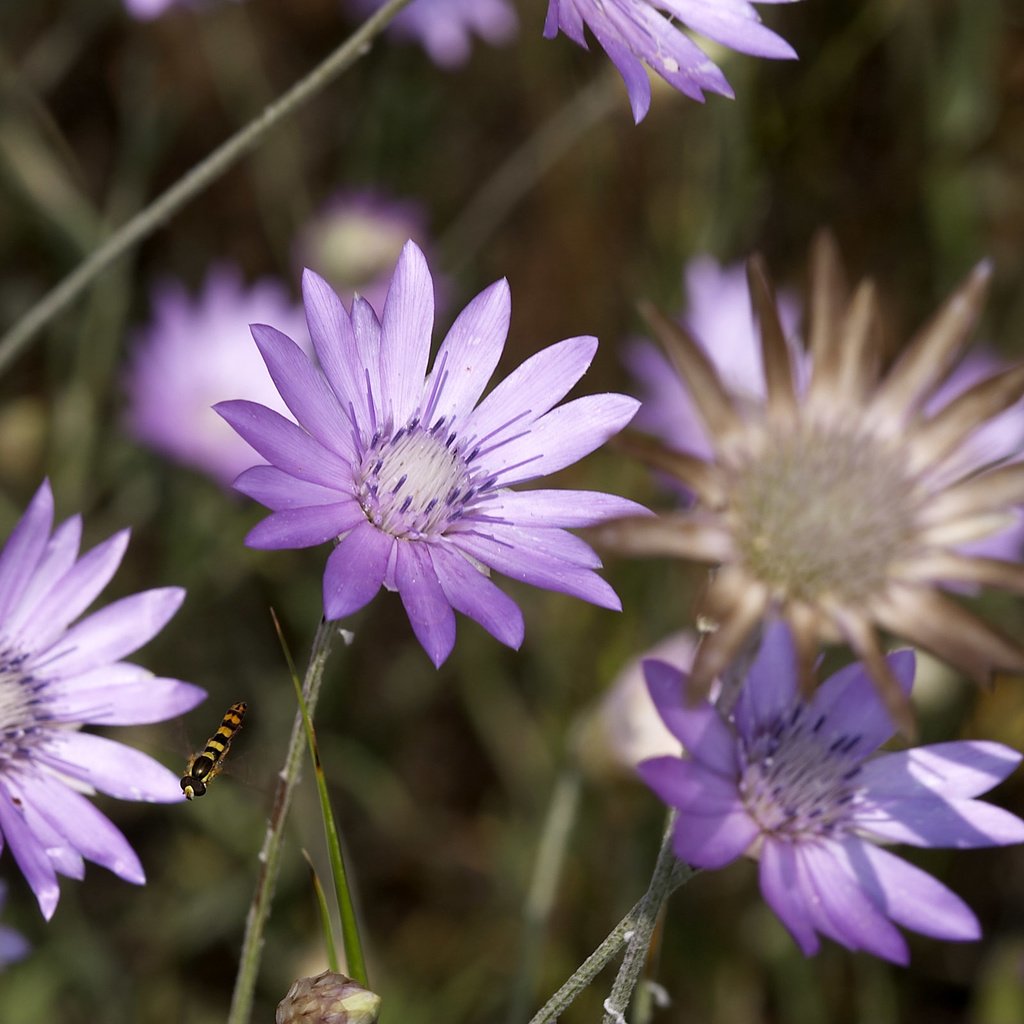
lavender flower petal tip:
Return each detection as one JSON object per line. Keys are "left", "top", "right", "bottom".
{"left": 0, "top": 481, "right": 205, "bottom": 919}
{"left": 544, "top": 0, "right": 802, "bottom": 122}
{"left": 218, "top": 240, "right": 646, "bottom": 665}
{"left": 638, "top": 621, "right": 1024, "bottom": 963}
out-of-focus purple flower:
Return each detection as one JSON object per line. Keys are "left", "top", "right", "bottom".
{"left": 125, "top": 265, "right": 310, "bottom": 487}
{"left": 0, "top": 882, "right": 28, "bottom": 969}
{"left": 627, "top": 256, "right": 802, "bottom": 462}
{"left": 0, "top": 482, "right": 205, "bottom": 919}
{"left": 350, "top": 0, "right": 518, "bottom": 68}
{"left": 544, "top": 0, "right": 801, "bottom": 123}
{"left": 217, "top": 240, "right": 645, "bottom": 666}
{"left": 124, "top": 0, "right": 235, "bottom": 19}
{"left": 294, "top": 190, "right": 437, "bottom": 318}
{"left": 639, "top": 623, "right": 1024, "bottom": 963}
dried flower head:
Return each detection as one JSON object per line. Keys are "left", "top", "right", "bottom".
{"left": 605, "top": 235, "right": 1024, "bottom": 731}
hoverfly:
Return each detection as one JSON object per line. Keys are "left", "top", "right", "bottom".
{"left": 181, "top": 701, "right": 247, "bottom": 800}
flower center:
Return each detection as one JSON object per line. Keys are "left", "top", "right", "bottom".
{"left": 738, "top": 702, "right": 863, "bottom": 839}
{"left": 0, "top": 649, "right": 46, "bottom": 768}
{"left": 356, "top": 418, "right": 489, "bottom": 540}
{"left": 727, "top": 422, "right": 920, "bottom": 607}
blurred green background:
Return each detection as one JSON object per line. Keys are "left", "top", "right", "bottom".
{"left": 2, "top": 0, "right": 1024, "bottom": 1021}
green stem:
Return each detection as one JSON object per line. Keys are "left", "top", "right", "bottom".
{"left": 0, "top": 0, "right": 414, "bottom": 377}
{"left": 601, "top": 813, "right": 681, "bottom": 1024}
{"left": 527, "top": 859, "right": 695, "bottom": 1024}
{"left": 227, "top": 618, "right": 338, "bottom": 1024}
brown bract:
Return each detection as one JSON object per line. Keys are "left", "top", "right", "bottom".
{"left": 602, "top": 234, "right": 1024, "bottom": 735}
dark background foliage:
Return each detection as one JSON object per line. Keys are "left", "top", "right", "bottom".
{"left": 1, "top": 1, "right": 1024, "bottom": 1021}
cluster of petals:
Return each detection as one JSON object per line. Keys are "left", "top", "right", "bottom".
{"left": 125, "top": 264, "right": 309, "bottom": 487}
{"left": 0, "top": 482, "right": 204, "bottom": 918}
{"left": 604, "top": 236, "right": 1024, "bottom": 732}
{"left": 351, "top": 0, "right": 518, "bottom": 68}
{"left": 639, "top": 623, "right": 1024, "bottom": 962}
{"left": 544, "top": 0, "right": 801, "bottom": 122}
{"left": 218, "top": 240, "right": 645, "bottom": 666}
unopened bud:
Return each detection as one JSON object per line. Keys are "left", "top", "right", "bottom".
{"left": 276, "top": 971, "right": 381, "bottom": 1024}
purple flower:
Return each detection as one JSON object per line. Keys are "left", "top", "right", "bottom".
{"left": 0, "top": 883, "right": 28, "bottom": 969}
{"left": 217, "top": 241, "right": 645, "bottom": 666}
{"left": 639, "top": 623, "right": 1024, "bottom": 963}
{"left": 125, "top": 264, "right": 310, "bottom": 487}
{"left": 0, "top": 482, "right": 205, "bottom": 918}
{"left": 350, "top": 0, "right": 518, "bottom": 68}
{"left": 627, "top": 256, "right": 803, "bottom": 462}
{"left": 544, "top": 0, "right": 801, "bottom": 123}
{"left": 124, "top": 0, "right": 235, "bottom": 19}
{"left": 294, "top": 189, "right": 439, "bottom": 318}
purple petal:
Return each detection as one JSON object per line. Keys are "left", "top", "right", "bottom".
{"left": 643, "top": 659, "right": 738, "bottom": 776}
{"left": 758, "top": 840, "right": 821, "bottom": 955}
{"left": 671, "top": 804, "right": 760, "bottom": 868}
{"left": 322, "top": 521, "right": 392, "bottom": 620}
{"left": 216, "top": 400, "right": 354, "bottom": 490}
{"left": 452, "top": 532, "right": 621, "bottom": 609}
{"left": 735, "top": 620, "right": 799, "bottom": 740}
{"left": 855, "top": 793, "right": 1024, "bottom": 848}
{"left": 380, "top": 241, "right": 434, "bottom": 427}
{"left": 485, "top": 489, "right": 650, "bottom": 528}
{"left": 246, "top": 502, "right": 366, "bottom": 550}
{"left": 425, "top": 278, "right": 509, "bottom": 425}
{"left": 637, "top": 756, "right": 743, "bottom": 814}
{"left": 395, "top": 541, "right": 456, "bottom": 667}
{"left": 36, "top": 731, "right": 183, "bottom": 802}
{"left": 478, "top": 523, "right": 603, "bottom": 569}
{"left": 858, "top": 741, "right": 1022, "bottom": 799}
{"left": 23, "top": 773, "right": 144, "bottom": 883}
{"left": 302, "top": 269, "right": 368, "bottom": 422}
{"left": 0, "top": 480, "right": 53, "bottom": 622}
{"left": 234, "top": 465, "right": 352, "bottom": 512}
{"left": 545, "top": 0, "right": 587, "bottom": 45}
{"left": 799, "top": 842, "right": 909, "bottom": 963}
{"left": 15, "top": 530, "right": 130, "bottom": 651}
{"left": 350, "top": 296, "right": 383, "bottom": 426}
{"left": 810, "top": 649, "right": 914, "bottom": 758}
{"left": 487, "top": 394, "right": 639, "bottom": 485}
{"left": 661, "top": 0, "right": 797, "bottom": 59}
{"left": 251, "top": 323, "right": 356, "bottom": 461}
{"left": 837, "top": 839, "right": 980, "bottom": 942}
{"left": 589, "top": 18, "right": 653, "bottom": 121}
{"left": 428, "top": 544, "right": 524, "bottom": 648}
{"left": 49, "top": 666, "right": 206, "bottom": 725}
{"left": 5, "top": 515, "right": 81, "bottom": 636}
{"left": 0, "top": 781, "right": 60, "bottom": 918}
{"left": 466, "top": 335, "right": 598, "bottom": 443}
{"left": 43, "top": 587, "right": 185, "bottom": 677}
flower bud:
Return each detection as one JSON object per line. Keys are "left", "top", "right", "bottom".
{"left": 276, "top": 971, "right": 381, "bottom": 1024}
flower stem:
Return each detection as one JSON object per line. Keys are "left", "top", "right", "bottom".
{"left": 527, "top": 856, "right": 695, "bottom": 1024}
{"left": 600, "top": 812, "right": 681, "bottom": 1024}
{"left": 0, "top": 0, "right": 414, "bottom": 377}
{"left": 227, "top": 618, "right": 338, "bottom": 1024}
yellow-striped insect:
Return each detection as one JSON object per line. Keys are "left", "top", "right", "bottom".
{"left": 181, "top": 702, "right": 247, "bottom": 800}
